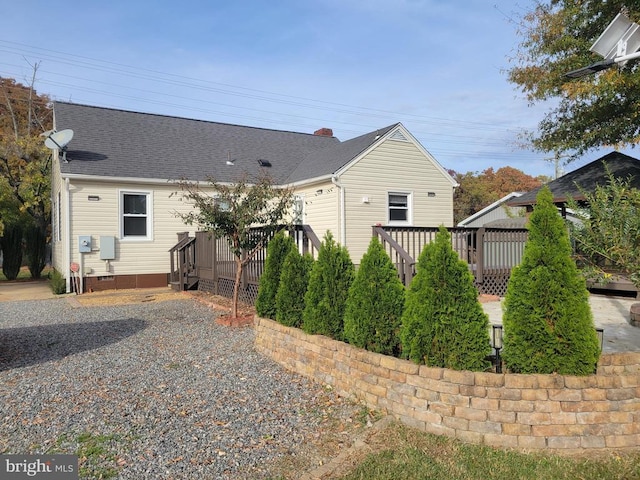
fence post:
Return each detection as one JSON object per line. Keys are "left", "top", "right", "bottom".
{"left": 476, "top": 227, "right": 485, "bottom": 284}
{"left": 212, "top": 233, "right": 219, "bottom": 295}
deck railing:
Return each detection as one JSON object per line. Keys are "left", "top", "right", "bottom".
{"left": 373, "top": 225, "right": 528, "bottom": 296}
{"left": 171, "top": 224, "right": 528, "bottom": 300}
{"left": 192, "top": 224, "right": 322, "bottom": 302}
{"left": 169, "top": 232, "right": 197, "bottom": 291}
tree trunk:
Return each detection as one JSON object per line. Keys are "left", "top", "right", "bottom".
{"left": 232, "top": 256, "right": 242, "bottom": 318}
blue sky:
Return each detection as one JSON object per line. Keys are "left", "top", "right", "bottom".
{"left": 0, "top": 1, "right": 611, "bottom": 177}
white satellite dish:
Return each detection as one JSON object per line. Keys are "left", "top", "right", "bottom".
{"left": 44, "top": 129, "right": 74, "bottom": 150}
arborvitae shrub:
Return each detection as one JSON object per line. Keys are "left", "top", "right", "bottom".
{"left": 502, "top": 186, "right": 600, "bottom": 375}
{"left": 1, "top": 223, "right": 23, "bottom": 281}
{"left": 24, "top": 224, "right": 47, "bottom": 279}
{"left": 400, "top": 225, "right": 491, "bottom": 371}
{"left": 344, "top": 237, "right": 404, "bottom": 355}
{"left": 256, "top": 231, "right": 295, "bottom": 319}
{"left": 49, "top": 269, "right": 66, "bottom": 294}
{"left": 302, "top": 231, "right": 355, "bottom": 341}
{"left": 275, "top": 249, "right": 314, "bottom": 327}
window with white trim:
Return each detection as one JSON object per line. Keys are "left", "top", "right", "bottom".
{"left": 120, "top": 191, "right": 152, "bottom": 240}
{"left": 388, "top": 192, "right": 411, "bottom": 224}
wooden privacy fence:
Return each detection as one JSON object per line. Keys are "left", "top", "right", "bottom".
{"left": 191, "top": 224, "right": 321, "bottom": 303}
{"left": 372, "top": 226, "right": 529, "bottom": 297}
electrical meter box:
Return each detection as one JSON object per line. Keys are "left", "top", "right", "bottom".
{"left": 100, "top": 236, "right": 116, "bottom": 260}
{"left": 78, "top": 235, "right": 92, "bottom": 253}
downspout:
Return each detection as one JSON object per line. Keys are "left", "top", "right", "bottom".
{"left": 64, "top": 177, "right": 71, "bottom": 293}
{"left": 331, "top": 176, "right": 346, "bottom": 245}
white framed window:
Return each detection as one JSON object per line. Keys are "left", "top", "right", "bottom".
{"left": 388, "top": 192, "right": 412, "bottom": 225}
{"left": 120, "top": 190, "right": 153, "bottom": 240}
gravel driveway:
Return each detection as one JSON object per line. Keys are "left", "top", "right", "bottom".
{"left": 0, "top": 297, "right": 358, "bottom": 479}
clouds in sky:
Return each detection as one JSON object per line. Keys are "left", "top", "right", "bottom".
{"left": 0, "top": 1, "right": 610, "bottom": 176}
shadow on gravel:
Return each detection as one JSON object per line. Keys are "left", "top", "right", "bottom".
{"left": 0, "top": 319, "right": 147, "bottom": 371}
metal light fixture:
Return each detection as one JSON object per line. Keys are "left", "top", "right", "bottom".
{"left": 596, "top": 327, "right": 605, "bottom": 351}
{"left": 491, "top": 324, "right": 503, "bottom": 373}
{"left": 566, "top": 12, "right": 640, "bottom": 78}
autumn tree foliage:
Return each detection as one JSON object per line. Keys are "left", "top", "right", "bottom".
{"left": 507, "top": 1, "right": 640, "bottom": 159}
{"left": 450, "top": 166, "right": 545, "bottom": 224}
{"left": 502, "top": 186, "right": 600, "bottom": 375}
{"left": 0, "top": 73, "right": 52, "bottom": 278}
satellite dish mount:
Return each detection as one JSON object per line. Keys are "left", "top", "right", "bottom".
{"left": 43, "top": 129, "right": 74, "bottom": 163}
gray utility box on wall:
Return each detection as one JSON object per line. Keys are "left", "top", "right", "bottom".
{"left": 78, "top": 235, "right": 92, "bottom": 253}
{"left": 100, "top": 236, "right": 116, "bottom": 260}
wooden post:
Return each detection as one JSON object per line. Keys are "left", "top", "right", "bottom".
{"left": 212, "top": 233, "right": 219, "bottom": 295}
{"left": 476, "top": 227, "right": 485, "bottom": 284}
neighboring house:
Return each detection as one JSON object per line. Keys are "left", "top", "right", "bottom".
{"left": 508, "top": 151, "right": 640, "bottom": 296}
{"left": 50, "top": 102, "right": 457, "bottom": 292}
{"left": 508, "top": 151, "right": 640, "bottom": 212}
{"left": 457, "top": 192, "right": 525, "bottom": 228}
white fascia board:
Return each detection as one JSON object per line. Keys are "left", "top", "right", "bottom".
{"left": 60, "top": 173, "right": 235, "bottom": 187}
{"left": 286, "top": 174, "right": 334, "bottom": 189}
{"left": 334, "top": 123, "right": 459, "bottom": 188}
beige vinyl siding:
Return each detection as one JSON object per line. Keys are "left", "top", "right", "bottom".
{"left": 340, "top": 139, "right": 454, "bottom": 263}
{"left": 67, "top": 180, "right": 197, "bottom": 278}
{"left": 292, "top": 180, "right": 340, "bottom": 243}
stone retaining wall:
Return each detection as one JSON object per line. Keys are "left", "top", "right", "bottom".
{"left": 254, "top": 316, "right": 640, "bottom": 454}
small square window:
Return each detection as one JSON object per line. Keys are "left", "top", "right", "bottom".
{"left": 388, "top": 193, "right": 411, "bottom": 224}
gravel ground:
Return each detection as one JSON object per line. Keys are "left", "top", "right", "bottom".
{"left": 0, "top": 297, "right": 361, "bottom": 479}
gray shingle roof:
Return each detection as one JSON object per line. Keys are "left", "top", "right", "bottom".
{"left": 508, "top": 152, "right": 640, "bottom": 206}
{"left": 286, "top": 124, "right": 399, "bottom": 183}
{"left": 54, "top": 102, "right": 357, "bottom": 184}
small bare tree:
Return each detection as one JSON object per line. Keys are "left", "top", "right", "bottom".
{"left": 175, "top": 173, "right": 294, "bottom": 319}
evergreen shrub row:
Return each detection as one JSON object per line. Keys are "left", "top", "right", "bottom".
{"left": 256, "top": 189, "right": 601, "bottom": 376}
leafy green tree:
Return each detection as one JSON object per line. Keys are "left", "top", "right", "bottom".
{"left": 1, "top": 222, "right": 23, "bottom": 280}
{"left": 344, "top": 237, "right": 404, "bottom": 355}
{"left": 256, "top": 230, "right": 295, "bottom": 319}
{"left": 175, "top": 173, "right": 293, "bottom": 318}
{"left": 400, "top": 226, "right": 491, "bottom": 370}
{"left": 302, "top": 231, "right": 355, "bottom": 340}
{"left": 507, "top": 1, "right": 640, "bottom": 159}
{"left": 568, "top": 166, "right": 640, "bottom": 289}
{"left": 502, "top": 186, "right": 600, "bottom": 375}
{"left": 275, "top": 249, "right": 314, "bottom": 327}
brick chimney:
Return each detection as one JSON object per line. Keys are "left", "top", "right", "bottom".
{"left": 314, "top": 127, "right": 333, "bottom": 137}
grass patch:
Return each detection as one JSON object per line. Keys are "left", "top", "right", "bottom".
{"left": 340, "top": 423, "right": 640, "bottom": 480}
{"left": 51, "top": 430, "right": 133, "bottom": 479}
{"left": 0, "top": 265, "right": 52, "bottom": 282}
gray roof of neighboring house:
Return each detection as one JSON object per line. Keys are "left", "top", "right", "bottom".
{"left": 53, "top": 102, "right": 398, "bottom": 184}
{"left": 509, "top": 151, "right": 640, "bottom": 206}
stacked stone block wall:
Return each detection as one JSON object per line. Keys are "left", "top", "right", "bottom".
{"left": 254, "top": 316, "right": 640, "bottom": 453}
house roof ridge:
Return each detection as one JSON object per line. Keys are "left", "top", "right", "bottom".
{"left": 52, "top": 101, "right": 332, "bottom": 138}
